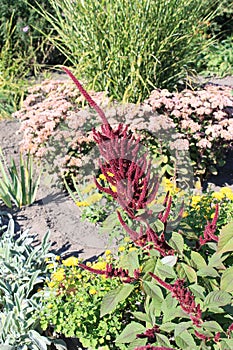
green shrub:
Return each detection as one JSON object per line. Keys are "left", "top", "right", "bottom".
{"left": 35, "top": 0, "right": 217, "bottom": 102}
{"left": 0, "top": 16, "right": 31, "bottom": 117}
{"left": 198, "top": 35, "right": 233, "bottom": 77}
{"left": 0, "top": 212, "right": 66, "bottom": 349}
{"left": 0, "top": 0, "right": 58, "bottom": 67}
{"left": 39, "top": 252, "right": 143, "bottom": 349}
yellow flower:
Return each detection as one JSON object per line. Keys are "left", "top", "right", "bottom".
{"left": 212, "top": 192, "right": 225, "bottom": 201}
{"left": 118, "top": 246, "right": 125, "bottom": 252}
{"left": 210, "top": 212, "right": 215, "bottom": 219}
{"left": 47, "top": 303, "right": 53, "bottom": 309}
{"left": 195, "top": 179, "right": 202, "bottom": 191}
{"left": 107, "top": 172, "right": 114, "bottom": 177}
{"left": 47, "top": 263, "right": 56, "bottom": 269}
{"left": 110, "top": 185, "right": 117, "bottom": 192}
{"left": 52, "top": 268, "right": 65, "bottom": 282}
{"left": 191, "top": 195, "right": 202, "bottom": 207}
{"left": 105, "top": 249, "right": 112, "bottom": 256}
{"left": 124, "top": 237, "right": 130, "bottom": 243}
{"left": 99, "top": 174, "right": 106, "bottom": 181}
{"left": 86, "top": 193, "right": 102, "bottom": 205}
{"left": 82, "top": 183, "right": 96, "bottom": 194}
{"left": 62, "top": 256, "right": 79, "bottom": 267}
{"left": 129, "top": 247, "right": 137, "bottom": 252}
{"left": 89, "top": 288, "right": 97, "bottom": 295}
{"left": 220, "top": 187, "right": 233, "bottom": 200}
{"left": 55, "top": 255, "right": 60, "bottom": 261}
{"left": 76, "top": 200, "right": 89, "bottom": 207}
{"left": 86, "top": 262, "right": 92, "bottom": 267}
{"left": 92, "top": 261, "right": 107, "bottom": 270}
{"left": 182, "top": 211, "right": 188, "bottom": 218}
{"left": 77, "top": 273, "right": 82, "bottom": 279}
{"left": 47, "top": 281, "right": 56, "bottom": 288}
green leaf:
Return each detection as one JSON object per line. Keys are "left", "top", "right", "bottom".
{"left": 127, "top": 338, "right": 147, "bottom": 350}
{"left": 142, "top": 257, "right": 157, "bottom": 278}
{"left": 197, "top": 266, "right": 219, "bottom": 277}
{"left": 151, "top": 219, "right": 164, "bottom": 233}
{"left": 162, "top": 294, "right": 180, "bottom": 323}
{"left": 179, "top": 263, "right": 197, "bottom": 283}
{"left": 131, "top": 311, "right": 151, "bottom": 323}
{"left": 219, "top": 339, "right": 233, "bottom": 349}
{"left": 156, "top": 333, "right": 171, "bottom": 347}
{"left": 179, "top": 222, "right": 198, "bottom": 240}
{"left": 221, "top": 267, "right": 233, "bottom": 292}
{"left": 142, "top": 281, "right": 163, "bottom": 301}
{"left": 174, "top": 322, "right": 192, "bottom": 337}
{"left": 189, "top": 284, "right": 205, "bottom": 300}
{"left": 208, "top": 253, "right": 225, "bottom": 269}
{"left": 168, "top": 232, "right": 184, "bottom": 254}
{"left": 119, "top": 250, "right": 139, "bottom": 275}
{"left": 115, "top": 322, "right": 146, "bottom": 343}
{"left": 191, "top": 251, "right": 207, "bottom": 269}
{"left": 100, "top": 284, "right": 135, "bottom": 317}
{"left": 217, "top": 221, "right": 233, "bottom": 254}
{"left": 175, "top": 330, "right": 197, "bottom": 349}
{"left": 155, "top": 259, "right": 177, "bottom": 279}
{"left": 202, "top": 321, "right": 223, "bottom": 333}
{"left": 204, "top": 290, "right": 232, "bottom": 310}
{"left": 159, "top": 322, "right": 176, "bottom": 333}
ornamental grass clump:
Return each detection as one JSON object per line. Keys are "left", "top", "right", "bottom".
{"left": 34, "top": 0, "right": 217, "bottom": 102}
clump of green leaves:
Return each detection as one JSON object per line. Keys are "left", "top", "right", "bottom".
{"left": 198, "top": 35, "right": 233, "bottom": 77}
{"left": 39, "top": 252, "right": 143, "bottom": 349}
{"left": 0, "top": 212, "right": 66, "bottom": 349}
{"left": 0, "top": 148, "right": 41, "bottom": 208}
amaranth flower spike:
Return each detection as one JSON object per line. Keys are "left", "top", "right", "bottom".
{"left": 199, "top": 203, "right": 219, "bottom": 246}
{"left": 63, "top": 67, "right": 160, "bottom": 218}
{"left": 150, "top": 273, "right": 202, "bottom": 326}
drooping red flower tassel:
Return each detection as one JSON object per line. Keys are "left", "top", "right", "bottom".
{"left": 79, "top": 262, "right": 140, "bottom": 283}
{"left": 199, "top": 203, "right": 219, "bottom": 246}
{"left": 150, "top": 273, "right": 202, "bottom": 326}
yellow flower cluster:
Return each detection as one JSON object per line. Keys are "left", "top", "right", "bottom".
{"left": 191, "top": 195, "right": 202, "bottom": 208}
{"left": 92, "top": 261, "right": 107, "bottom": 270}
{"left": 62, "top": 256, "right": 79, "bottom": 267}
{"left": 82, "top": 183, "right": 96, "bottom": 194}
{"left": 51, "top": 268, "right": 65, "bottom": 282}
{"left": 161, "top": 178, "right": 180, "bottom": 195}
{"left": 76, "top": 193, "right": 102, "bottom": 207}
{"left": 212, "top": 187, "right": 233, "bottom": 201}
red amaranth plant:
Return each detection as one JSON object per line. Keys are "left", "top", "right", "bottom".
{"left": 63, "top": 67, "right": 160, "bottom": 219}
{"left": 149, "top": 273, "right": 202, "bottom": 326}
{"left": 199, "top": 203, "right": 219, "bottom": 245}
{"left": 79, "top": 262, "right": 141, "bottom": 283}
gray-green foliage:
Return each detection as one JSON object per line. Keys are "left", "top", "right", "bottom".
{"left": 0, "top": 212, "right": 67, "bottom": 350}
{"left": 0, "top": 148, "right": 41, "bottom": 208}
{"left": 34, "top": 0, "right": 217, "bottom": 102}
